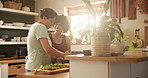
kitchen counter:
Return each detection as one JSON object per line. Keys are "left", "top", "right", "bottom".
{"left": 0, "top": 59, "right": 25, "bottom": 78}
{"left": 65, "top": 54, "right": 148, "bottom": 63}
{"left": 16, "top": 72, "right": 69, "bottom": 78}
{"left": 65, "top": 54, "right": 148, "bottom": 78}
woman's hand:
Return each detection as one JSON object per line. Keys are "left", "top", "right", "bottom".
{"left": 25, "top": 56, "right": 28, "bottom": 63}
{"left": 65, "top": 51, "right": 70, "bottom": 55}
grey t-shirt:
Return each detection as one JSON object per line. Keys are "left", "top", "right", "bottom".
{"left": 25, "top": 22, "right": 51, "bottom": 70}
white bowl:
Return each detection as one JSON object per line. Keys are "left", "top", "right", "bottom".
{"left": 4, "top": 23, "right": 13, "bottom": 26}
{"left": 25, "top": 24, "right": 32, "bottom": 27}
{"left": 13, "top": 22, "right": 25, "bottom": 27}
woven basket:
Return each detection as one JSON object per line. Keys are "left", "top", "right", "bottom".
{"left": 4, "top": 1, "right": 22, "bottom": 10}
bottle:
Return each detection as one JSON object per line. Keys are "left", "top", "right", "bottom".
{"left": 0, "top": 0, "right": 3, "bottom": 8}
{"left": 0, "top": 1, "right": 3, "bottom": 8}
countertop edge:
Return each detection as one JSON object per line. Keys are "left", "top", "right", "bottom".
{"left": 0, "top": 59, "right": 25, "bottom": 64}
{"left": 65, "top": 55, "right": 148, "bottom": 63}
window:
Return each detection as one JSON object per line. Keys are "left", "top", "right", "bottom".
{"left": 67, "top": 3, "right": 104, "bottom": 43}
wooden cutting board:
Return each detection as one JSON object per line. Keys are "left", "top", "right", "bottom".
{"left": 124, "top": 50, "right": 148, "bottom": 57}
{"left": 32, "top": 68, "right": 69, "bottom": 75}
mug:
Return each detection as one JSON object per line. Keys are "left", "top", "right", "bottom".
{"left": 16, "top": 37, "right": 21, "bottom": 42}
{"left": 83, "top": 50, "right": 91, "bottom": 56}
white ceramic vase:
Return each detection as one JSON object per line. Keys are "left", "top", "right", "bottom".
{"left": 91, "top": 36, "right": 111, "bottom": 56}
{"left": 110, "top": 41, "right": 125, "bottom": 54}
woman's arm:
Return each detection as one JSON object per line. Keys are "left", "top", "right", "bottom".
{"left": 66, "top": 36, "right": 71, "bottom": 52}
{"left": 39, "top": 38, "right": 67, "bottom": 57}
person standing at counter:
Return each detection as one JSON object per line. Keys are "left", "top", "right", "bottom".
{"left": 25, "top": 8, "right": 69, "bottom": 71}
{"left": 49, "top": 15, "right": 71, "bottom": 63}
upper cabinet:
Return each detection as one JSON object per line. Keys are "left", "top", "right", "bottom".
{"left": 136, "top": 0, "right": 148, "bottom": 14}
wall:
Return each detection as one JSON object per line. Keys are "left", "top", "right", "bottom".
{"left": 35, "top": 0, "right": 148, "bottom": 47}
{"left": 120, "top": 0, "right": 148, "bottom": 43}
{"left": 35, "top": 0, "right": 104, "bottom": 20}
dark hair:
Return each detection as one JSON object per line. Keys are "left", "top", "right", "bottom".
{"left": 55, "top": 15, "right": 70, "bottom": 33}
{"left": 40, "top": 8, "right": 57, "bottom": 19}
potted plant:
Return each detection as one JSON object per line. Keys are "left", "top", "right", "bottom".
{"left": 82, "top": 0, "right": 124, "bottom": 56}
{"left": 68, "top": 23, "right": 83, "bottom": 44}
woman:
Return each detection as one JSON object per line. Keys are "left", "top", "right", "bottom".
{"left": 49, "top": 15, "right": 71, "bottom": 63}
{"left": 25, "top": 8, "right": 69, "bottom": 71}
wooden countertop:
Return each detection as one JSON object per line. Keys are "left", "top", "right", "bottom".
{"left": 0, "top": 59, "right": 25, "bottom": 64}
{"left": 16, "top": 72, "right": 69, "bottom": 78}
{"left": 65, "top": 54, "right": 148, "bottom": 63}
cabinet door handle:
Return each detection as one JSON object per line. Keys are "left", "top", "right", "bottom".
{"left": 17, "top": 66, "right": 22, "bottom": 69}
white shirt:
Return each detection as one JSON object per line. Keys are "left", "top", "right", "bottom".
{"left": 25, "top": 22, "right": 51, "bottom": 70}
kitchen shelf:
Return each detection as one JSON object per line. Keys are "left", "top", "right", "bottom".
{"left": 0, "top": 8, "right": 38, "bottom": 16}
{"left": 0, "top": 42, "right": 27, "bottom": 45}
{"left": 0, "top": 25, "right": 30, "bottom": 30}
{"left": 0, "top": 25, "right": 55, "bottom": 31}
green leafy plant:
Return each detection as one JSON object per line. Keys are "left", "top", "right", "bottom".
{"left": 82, "top": 0, "right": 139, "bottom": 52}
{"left": 79, "top": 25, "right": 91, "bottom": 40}
{"left": 123, "top": 36, "right": 139, "bottom": 51}
{"left": 82, "top": 0, "right": 123, "bottom": 42}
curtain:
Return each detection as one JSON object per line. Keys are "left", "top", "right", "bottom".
{"left": 110, "top": 0, "right": 125, "bottom": 18}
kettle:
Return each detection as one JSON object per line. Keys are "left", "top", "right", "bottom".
{"left": 22, "top": 6, "right": 30, "bottom": 12}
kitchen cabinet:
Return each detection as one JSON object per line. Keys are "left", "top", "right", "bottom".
{"left": 0, "top": 59, "right": 25, "bottom": 78}
{"left": 66, "top": 55, "right": 148, "bottom": 78}
{"left": 0, "top": 7, "right": 38, "bottom": 59}
{"left": 0, "top": 0, "right": 37, "bottom": 42}
{"left": 0, "top": 1, "right": 36, "bottom": 78}
{"left": 8, "top": 64, "right": 25, "bottom": 76}
{"left": 144, "top": 26, "right": 148, "bottom": 47}
{"left": 144, "top": 61, "right": 148, "bottom": 78}
{"left": 131, "top": 62, "right": 145, "bottom": 78}
{"left": 109, "top": 63, "right": 130, "bottom": 78}
{"left": 137, "top": 0, "right": 148, "bottom": 14}
{"left": 110, "top": 62, "right": 145, "bottom": 78}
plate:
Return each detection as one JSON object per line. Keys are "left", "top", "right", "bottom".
{"left": 25, "top": 24, "right": 32, "bottom": 27}
{"left": 4, "top": 23, "right": 13, "bottom": 26}
{"left": 13, "top": 22, "right": 25, "bottom": 27}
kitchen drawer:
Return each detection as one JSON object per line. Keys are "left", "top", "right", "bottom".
{"left": 8, "top": 64, "right": 25, "bottom": 75}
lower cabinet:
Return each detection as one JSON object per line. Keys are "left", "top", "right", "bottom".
{"left": 110, "top": 62, "right": 147, "bottom": 78}
{"left": 144, "top": 61, "right": 148, "bottom": 78}
{"left": 131, "top": 62, "right": 144, "bottom": 78}
{"left": 69, "top": 60, "right": 148, "bottom": 78}
{"left": 109, "top": 63, "right": 131, "bottom": 78}
{"left": 8, "top": 64, "right": 25, "bottom": 76}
